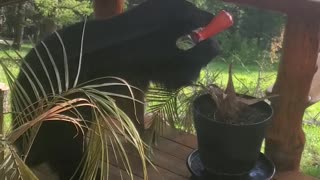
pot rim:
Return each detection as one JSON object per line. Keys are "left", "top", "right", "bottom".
{"left": 193, "top": 95, "right": 273, "bottom": 127}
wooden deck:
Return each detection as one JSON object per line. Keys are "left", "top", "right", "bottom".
{"left": 108, "top": 128, "right": 196, "bottom": 180}
{"left": 108, "top": 128, "right": 318, "bottom": 180}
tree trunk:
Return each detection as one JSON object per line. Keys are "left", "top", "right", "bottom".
{"left": 265, "top": 14, "right": 320, "bottom": 172}
{"left": 93, "top": 0, "right": 124, "bottom": 19}
{"left": 12, "top": 2, "right": 25, "bottom": 50}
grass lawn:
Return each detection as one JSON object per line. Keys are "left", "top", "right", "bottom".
{"left": 0, "top": 43, "right": 30, "bottom": 84}
{"left": 0, "top": 44, "right": 319, "bottom": 178}
{"left": 0, "top": 43, "right": 31, "bottom": 60}
{"left": 303, "top": 125, "right": 320, "bottom": 177}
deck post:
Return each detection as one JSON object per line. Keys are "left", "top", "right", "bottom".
{"left": 223, "top": 0, "right": 320, "bottom": 172}
{"left": 93, "top": 0, "right": 124, "bottom": 19}
{"left": 265, "top": 15, "right": 320, "bottom": 171}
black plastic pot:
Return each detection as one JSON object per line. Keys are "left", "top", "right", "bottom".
{"left": 193, "top": 94, "right": 273, "bottom": 175}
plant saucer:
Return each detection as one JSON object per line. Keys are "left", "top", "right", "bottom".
{"left": 187, "top": 149, "right": 275, "bottom": 180}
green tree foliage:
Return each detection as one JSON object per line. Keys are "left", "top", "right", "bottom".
{"left": 190, "top": 0, "right": 285, "bottom": 64}
{"left": 1, "top": 0, "right": 92, "bottom": 45}
{"left": 34, "top": 0, "right": 92, "bottom": 26}
{"left": 2, "top": 0, "right": 285, "bottom": 64}
{"left": 238, "top": 7, "right": 285, "bottom": 49}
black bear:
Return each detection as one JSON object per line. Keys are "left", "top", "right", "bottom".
{"left": 13, "top": 0, "right": 220, "bottom": 179}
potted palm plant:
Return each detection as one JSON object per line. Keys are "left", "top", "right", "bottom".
{"left": 188, "top": 64, "right": 275, "bottom": 180}
{"left": 146, "top": 64, "right": 276, "bottom": 180}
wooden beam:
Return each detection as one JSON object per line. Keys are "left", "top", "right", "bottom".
{"left": 268, "top": 53, "right": 320, "bottom": 106}
{"left": 223, "top": 0, "right": 320, "bottom": 17}
{"left": 265, "top": 15, "right": 320, "bottom": 171}
{"left": 93, "top": 0, "right": 125, "bottom": 19}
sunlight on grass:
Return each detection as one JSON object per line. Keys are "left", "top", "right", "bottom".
{"left": 302, "top": 125, "right": 320, "bottom": 178}
{"left": 204, "top": 61, "right": 277, "bottom": 95}
{"left": 0, "top": 63, "right": 20, "bottom": 84}
{"left": 0, "top": 43, "right": 31, "bottom": 60}
{"left": 0, "top": 43, "right": 29, "bottom": 84}
{"left": 3, "top": 114, "right": 12, "bottom": 134}
{"left": 305, "top": 103, "right": 320, "bottom": 121}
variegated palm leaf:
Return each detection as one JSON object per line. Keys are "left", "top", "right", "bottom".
{"left": 0, "top": 17, "right": 149, "bottom": 180}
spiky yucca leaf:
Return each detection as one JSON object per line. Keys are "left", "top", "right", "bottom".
{"left": 209, "top": 64, "right": 277, "bottom": 124}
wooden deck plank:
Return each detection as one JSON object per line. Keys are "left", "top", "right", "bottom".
{"left": 31, "top": 126, "right": 319, "bottom": 179}
{"left": 151, "top": 148, "right": 191, "bottom": 178}
{"left": 107, "top": 145, "right": 189, "bottom": 180}
{"left": 107, "top": 127, "right": 319, "bottom": 180}
{"left": 108, "top": 164, "right": 143, "bottom": 180}
{"left": 154, "top": 136, "right": 194, "bottom": 160}
{"left": 160, "top": 127, "right": 198, "bottom": 149}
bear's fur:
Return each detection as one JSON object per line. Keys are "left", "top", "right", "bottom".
{"left": 13, "top": 0, "right": 220, "bottom": 179}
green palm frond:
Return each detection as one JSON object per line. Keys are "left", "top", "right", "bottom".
{"left": 145, "top": 69, "right": 222, "bottom": 134}
{"left": 147, "top": 87, "right": 180, "bottom": 127}
{"left": 146, "top": 87, "right": 181, "bottom": 142}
